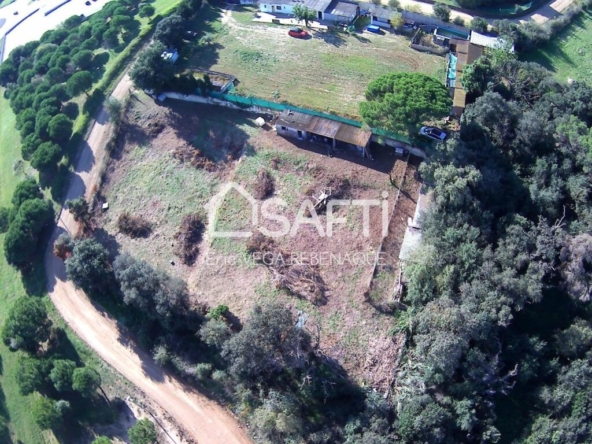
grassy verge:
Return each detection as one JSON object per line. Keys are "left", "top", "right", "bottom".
{"left": 524, "top": 9, "right": 592, "bottom": 83}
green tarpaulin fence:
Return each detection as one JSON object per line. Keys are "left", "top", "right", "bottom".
{"left": 208, "top": 91, "right": 419, "bottom": 147}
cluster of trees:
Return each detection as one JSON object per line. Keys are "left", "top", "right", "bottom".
{"left": 130, "top": 0, "right": 204, "bottom": 92}
{"left": 394, "top": 54, "right": 592, "bottom": 442}
{"left": 1, "top": 296, "right": 109, "bottom": 431}
{"left": 0, "top": 178, "right": 54, "bottom": 269}
{"left": 359, "top": 72, "right": 451, "bottom": 135}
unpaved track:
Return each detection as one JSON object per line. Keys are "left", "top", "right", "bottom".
{"left": 44, "top": 76, "right": 253, "bottom": 444}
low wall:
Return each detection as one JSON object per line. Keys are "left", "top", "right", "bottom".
{"left": 410, "top": 43, "right": 448, "bottom": 55}
{"left": 45, "top": 0, "right": 71, "bottom": 16}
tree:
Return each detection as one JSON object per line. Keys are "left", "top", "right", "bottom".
{"left": 128, "top": 419, "right": 158, "bottom": 444}
{"left": 49, "top": 359, "right": 76, "bottom": 392}
{"left": 221, "top": 304, "right": 311, "bottom": 381}
{"left": 12, "top": 178, "right": 41, "bottom": 209}
{"left": 32, "top": 396, "right": 62, "bottom": 429}
{"left": 0, "top": 207, "right": 10, "bottom": 233}
{"left": 153, "top": 13, "right": 185, "bottom": 47}
{"left": 199, "top": 318, "right": 230, "bottom": 348}
{"left": 72, "top": 367, "right": 102, "bottom": 397}
{"left": 470, "top": 16, "right": 488, "bottom": 33}
{"left": 453, "top": 16, "right": 464, "bottom": 27}
{"left": 31, "top": 142, "right": 62, "bottom": 172}
{"left": 360, "top": 73, "right": 451, "bottom": 133}
{"left": 48, "top": 114, "right": 73, "bottom": 143}
{"left": 92, "top": 437, "right": 112, "bottom": 444}
{"left": 65, "top": 239, "right": 111, "bottom": 296}
{"left": 433, "top": 2, "right": 451, "bottom": 22}
{"left": 4, "top": 199, "right": 54, "bottom": 268}
{"left": 111, "top": 15, "right": 132, "bottom": 31}
{"left": 103, "top": 28, "right": 120, "bottom": 48}
{"left": 2, "top": 297, "right": 52, "bottom": 351}
{"left": 72, "top": 49, "right": 94, "bottom": 70}
{"left": 66, "top": 70, "right": 93, "bottom": 97}
{"left": 46, "top": 67, "right": 66, "bottom": 85}
{"left": 388, "top": 0, "right": 400, "bottom": 9}
{"left": 390, "top": 11, "right": 404, "bottom": 29}
{"left": 130, "top": 42, "right": 175, "bottom": 91}
{"left": 105, "top": 97, "right": 122, "bottom": 123}
{"left": 293, "top": 4, "right": 316, "bottom": 27}
{"left": 139, "top": 5, "right": 155, "bottom": 17}
{"left": 66, "top": 196, "right": 91, "bottom": 227}
{"left": 16, "top": 356, "right": 51, "bottom": 395}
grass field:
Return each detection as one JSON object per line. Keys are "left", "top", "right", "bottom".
{"left": 525, "top": 9, "right": 592, "bottom": 83}
{"left": 183, "top": 5, "right": 445, "bottom": 119}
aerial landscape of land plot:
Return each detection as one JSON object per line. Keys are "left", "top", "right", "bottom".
{"left": 95, "top": 95, "right": 418, "bottom": 389}
{"left": 3, "top": 0, "right": 592, "bottom": 440}
{"left": 181, "top": 5, "right": 446, "bottom": 118}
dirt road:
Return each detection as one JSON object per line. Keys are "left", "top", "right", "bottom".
{"left": 387, "top": 0, "right": 575, "bottom": 25}
{"left": 44, "top": 76, "right": 253, "bottom": 444}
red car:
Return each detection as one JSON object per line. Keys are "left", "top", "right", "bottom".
{"left": 288, "top": 27, "right": 308, "bottom": 38}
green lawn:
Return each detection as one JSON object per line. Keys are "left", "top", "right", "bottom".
{"left": 525, "top": 9, "right": 592, "bottom": 83}
{"left": 183, "top": 5, "right": 445, "bottom": 119}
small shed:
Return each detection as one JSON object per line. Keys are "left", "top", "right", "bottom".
{"left": 470, "top": 31, "right": 515, "bottom": 52}
{"left": 275, "top": 110, "right": 372, "bottom": 157}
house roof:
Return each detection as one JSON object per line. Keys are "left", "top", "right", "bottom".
{"left": 470, "top": 31, "right": 515, "bottom": 53}
{"left": 325, "top": 0, "right": 359, "bottom": 17}
{"left": 359, "top": 2, "right": 391, "bottom": 19}
{"left": 260, "top": 0, "right": 294, "bottom": 4}
{"left": 276, "top": 110, "right": 372, "bottom": 147}
{"left": 300, "top": 0, "right": 333, "bottom": 11}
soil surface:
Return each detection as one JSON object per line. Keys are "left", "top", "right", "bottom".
{"left": 96, "top": 97, "right": 422, "bottom": 391}
{"left": 44, "top": 76, "right": 253, "bottom": 444}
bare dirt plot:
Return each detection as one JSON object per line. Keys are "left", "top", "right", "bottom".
{"left": 96, "top": 97, "right": 421, "bottom": 391}
{"left": 182, "top": 5, "right": 446, "bottom": 119}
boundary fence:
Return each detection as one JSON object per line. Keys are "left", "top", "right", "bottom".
{"left": 207, "top": 91, "right": 424, "bottom": 147}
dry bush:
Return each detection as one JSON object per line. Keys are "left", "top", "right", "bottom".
{"left": 117, "top": 212, "right": 151, "bottom": 238}
{"left": 253, "top": 169, "right": 274, "bottom": 200}
{"left": 175, "top": 214, "right": 204, "bottom": 265}
{"left": 173, "top": 144, "right": 217, "bottom": 172}
{"left": 247, "top": 234, "right": 327, "bottom": 305}
{"left": 269, "top": 156, "right": 280, "bottom": 170}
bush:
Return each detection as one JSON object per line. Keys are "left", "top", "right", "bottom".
{"left": 0, "top": 208, "right": 10, "bottom": 233}
{"left": 128, "top": 418, "right": 158, "bottom": 444}
{"left": 153, "top": 345, "right": 171, "bottom": 366}
{"left": 453, "top": 16, "right": 465, "bottom": 27}
{"left": 49, "top": 359, "right": 76, "bottom": 392}
{"left": 32, "top": 396, "right": 62, "bottom": 430}
{"left": 470, "top": 17, "right": 488, "bottom": 33}
{"left": 53, "top": 233, "right": 74, "bottom": 260}
{"left": 174, "top": 214, "right": 203, "bottom": 265}
{"left": 195, "top": 363, "right": 212, "bottom": 380}
{"left": 105, "top": 97, "right": 122, "bottom": 123}
{"left": 253, "top": 168, "right": 274, "bottom": 199}
{"left": 209, "top": 304, "right": 229, "bottom": 320}
{"left": 31, "top": 142, "right": 62, "bottom": 172}
{"left": 433, "top": 2, "right": 451, "bottom": 22}
{"left": 65, "top": 239, "right": 111, "bottom": 295}
{"left": 48, "top": 114, "right": 73, "bottom": 143}
{"left": 117, "top": 212, "right": 151, "bottom": 238}
{"left": 139, "top": 5, "right": 155, "bottom": 17}
{"left": 72, "top": 367, "right": 102, "bottom": 397}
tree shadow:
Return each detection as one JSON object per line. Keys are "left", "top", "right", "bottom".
{"left": 311, "top": 29, "right": 347, "bottom": 47}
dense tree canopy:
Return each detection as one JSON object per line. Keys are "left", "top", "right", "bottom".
{"left": 65, "top": 239, "right": 111, "bottom": 296}
{"left": 360, "top": 73, "right": 451, "bottom": 134}
{"left": 128, "top": 419, "right": 158, "bottom": 444}
{"left": 2, "top": 297, "right": 52, "bottom": 352}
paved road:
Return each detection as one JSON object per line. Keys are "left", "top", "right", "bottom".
{"left": 44, "top": 75, "right": 254, "bottom": 444}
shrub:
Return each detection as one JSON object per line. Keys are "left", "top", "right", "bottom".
{"left": 453, "top": 16, "right": 465, "bottom": 27}
{"left": 53, "top": 233, "right": 75, "bottom": 260}
{"left": 2, "top": 297, "right": 52, "bottom": 352}
{"left": 195, "top": 363, "right": 212, "bottom": 380}
{"left": 128, "top": 418, "right": 158, "bottom": 444}
{"left": 433, "top": 3, "right": 451, "bottom": 22}
{"left": 117, "top": 212, "right": 151, "bottom": 238}
{"left": 174, "top": 214, "right": 203, "bottom": 265}
{"left": 470, "top": 17, "right": 488, "bottom": 33}
{"left": 253, "top": 168, "right": 274, "bottom": 199}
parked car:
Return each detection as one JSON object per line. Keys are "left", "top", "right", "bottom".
{"left": 288, "top": 27, "right": 308, "bottom": 38}
{"left": 419, "top": 126, "right": 447, "bottom": 141}
{"left": 366, "top": 25, "right": 381, "bottom": 34}
{"left": 13, "top": 10, "right": 18, "bottom": 15}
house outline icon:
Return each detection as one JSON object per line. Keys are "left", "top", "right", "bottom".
{"left": 206, "top": 182, "right": 259, "bottom": 238}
